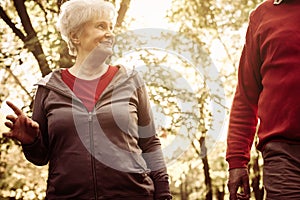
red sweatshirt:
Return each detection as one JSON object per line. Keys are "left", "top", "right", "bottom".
{"left": 226, "top": 0, "right": 300, "bottom": 169}
{"left": 61, "top": 65, "right": 119, "bottom": 111}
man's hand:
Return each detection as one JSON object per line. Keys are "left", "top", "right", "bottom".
{"left": 228, "top": 168, "right": 250, "bottom": 200}
{"left": 3, "top": 101, "right": 40, "bottom": 145}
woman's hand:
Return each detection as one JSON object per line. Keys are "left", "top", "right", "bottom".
{"left": 3, "top": 101, "right": 40, "bottom": 145}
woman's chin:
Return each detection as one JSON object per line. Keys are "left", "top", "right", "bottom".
{"left": 88, "top": 46, "right": 113, "bottom": 58}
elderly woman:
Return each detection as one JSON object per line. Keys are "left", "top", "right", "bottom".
{"left": 3, "top": 0, "right": 172, "bottom": 199}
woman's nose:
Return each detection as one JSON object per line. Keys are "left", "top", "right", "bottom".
{"left": 105, "top": 30, "right": 115, "bottom": 38}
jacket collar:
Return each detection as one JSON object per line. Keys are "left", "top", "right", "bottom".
{"left": 274, "top": 0, "right": 284, "bottom": 5}
{"left": 35, "top": 65, "right": 136, "bottom": 96}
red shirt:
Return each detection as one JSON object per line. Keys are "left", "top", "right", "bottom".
{"left": 62, "top": 66, "right": 119, "bottom": 111}
{"left": 226, "top": 0, "right": 300, "bottom": 169}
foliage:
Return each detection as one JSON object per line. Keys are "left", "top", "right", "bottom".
{"left": 0, "top": 138, "right": 47, "bottom": 200}
{"left": 168, "top": 0, "right": 263, "bottom": 98}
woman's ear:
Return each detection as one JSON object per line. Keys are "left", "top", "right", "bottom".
{"left": 70, "top": 32, "right": 80, "bottom": 44}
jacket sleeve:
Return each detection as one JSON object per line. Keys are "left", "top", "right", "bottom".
{"left": 22, "top": 86, "right": 50, "bottom": 166}
{"left": 226, "top": 13, "right": 262, "bottom": 169}
{"left": 135, "top": 75, "right": 172, "bottom": 200}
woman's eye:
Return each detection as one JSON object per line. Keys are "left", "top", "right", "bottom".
{"left": 97, "top": 24, "right": 105, "bottom": 29}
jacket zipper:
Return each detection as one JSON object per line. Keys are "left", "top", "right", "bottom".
{"left": 41, "top": 85, "right": 100, "bottom": 198}
{"left": 88, "top": 112, "right": 98, "bottom": 199}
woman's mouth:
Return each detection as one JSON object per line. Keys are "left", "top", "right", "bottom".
{"left": 99, "top": 40, "right": 113, "bottom": 47}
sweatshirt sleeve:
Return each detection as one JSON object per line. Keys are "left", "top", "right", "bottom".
{"left": 226, "top": 13, "right": 262, "bottom": 170}
{"left": 22, "top": 86, "right": 50, "bottom": 166}
{"left": 135, "top": 75, "right": 172, "bottom": 199}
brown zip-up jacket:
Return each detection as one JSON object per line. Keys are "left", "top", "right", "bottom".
{"left": 22, "top": 65, "right": 171, "bottom": 200}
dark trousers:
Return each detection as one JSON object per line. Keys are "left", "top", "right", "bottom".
{"left": 262, "top": 141, "right": 300, "bottom": 200}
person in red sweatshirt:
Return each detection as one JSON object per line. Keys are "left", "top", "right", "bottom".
{"left": 226, "top": 0, "right": 300, "bottom": 199}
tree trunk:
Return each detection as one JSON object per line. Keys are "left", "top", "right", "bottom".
{"left": 200, "top": 136, "right": 213, "bottom": 200}
{"left": 13, "top": 0, "right": 52, "bottom": 76}
{"left": 251, "top": 152, "right": 264, "bottom": 200}
{"left": 216, "top": 184, "right": 225, "bottom": 200}
{"left": 180, "top": 175, "right": 188, "bottom": 200}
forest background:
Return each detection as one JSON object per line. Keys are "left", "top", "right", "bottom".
{"left": 0, "top": 0, "right": 264, "bottom": 199}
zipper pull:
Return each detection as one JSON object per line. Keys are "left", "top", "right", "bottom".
{"left": 88, "top": 112, "right": 93, "bottom": 122}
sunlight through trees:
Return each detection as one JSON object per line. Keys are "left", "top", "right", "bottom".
{"left": 1, "top": 0, "right": 263, "bottom": 199}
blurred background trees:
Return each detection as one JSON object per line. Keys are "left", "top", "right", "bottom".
{"left": 0, "top": 0, "right": 263, "bottom": 199}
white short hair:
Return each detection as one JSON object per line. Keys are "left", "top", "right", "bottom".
{"left": 56, "top": 0, "right": 117, "bottom": 56}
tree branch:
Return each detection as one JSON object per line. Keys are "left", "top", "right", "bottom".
{"left": 33, "top": 0, "right": 49, "bottom": 24}
{"left": 14, "top": 0, "right": 36, "bottom": 36}
{"left": 5, "top": 66, "right": 33, "bottom": 101}
{"left": 12, "top": 0, "right": 52, "bottom": 76}
{"left": 116, "top": 0, "right": 130, "bottom": 27}
{"left": 0, "top": 5, "right": 26, "bottom": 40}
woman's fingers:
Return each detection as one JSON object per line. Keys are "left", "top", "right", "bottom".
{"left": 6, "top": 101, "right": 23, "bottom": 116}
{"left": 26, "top": 117, "right": 39, "bottom": 130}
{"left": 4, "top": 121, "right": 14, "bottom": 129}
{"left": 30, "top": 120, "right": 39, "bottom": 129}
{"left": 6, "top": 115, "right": 17, "bottom": 123}
{"left": 2, "top": 131, "right": 13, "bottom": 139}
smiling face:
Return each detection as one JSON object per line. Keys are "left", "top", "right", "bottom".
{"left": 73, "top": 16, "right": 115, "bottom": 60}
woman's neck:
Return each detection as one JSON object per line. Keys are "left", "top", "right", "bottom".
{"left": 69, "top": 60, "right": 109, "bottom": 80}
{"left": 69, "top": 50, "right": 110, "bottom": 80}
